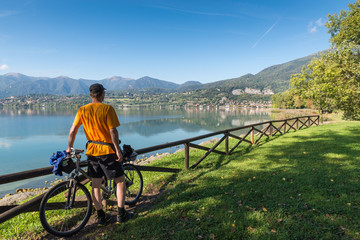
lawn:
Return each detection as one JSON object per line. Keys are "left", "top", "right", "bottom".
{"left": 107, "top": 122, "right": 360, "bottom": 240}
{"left": 1, "top": 121, "right": 359, "bottom": 239}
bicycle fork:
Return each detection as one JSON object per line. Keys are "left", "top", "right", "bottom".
{"left": 65, "top": 179, "right": 77, "bottom": 210}
{"left": 65, "top": 155, "right": 82, "bottom": 210}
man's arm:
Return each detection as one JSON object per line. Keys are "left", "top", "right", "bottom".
{"left": 67, "top": 125, "right": 80, "bottom": 153}
{"left": 110, "top": 127, "right": 123, "bottom": 162}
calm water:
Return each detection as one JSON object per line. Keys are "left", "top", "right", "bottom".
{"left": 0, "top": 107, "right": 271, "bottom": 196}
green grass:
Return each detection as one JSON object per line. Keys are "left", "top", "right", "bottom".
{"left": 1, "top": 122, "right": 360, "bottom": 239}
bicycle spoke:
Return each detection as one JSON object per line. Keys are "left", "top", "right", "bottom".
{"left": 40, "top": 181, "right": 92, "bottom": 237}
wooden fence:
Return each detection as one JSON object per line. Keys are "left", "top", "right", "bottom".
{"left": 0, "top": 115, "right": 320, "bottom": 224}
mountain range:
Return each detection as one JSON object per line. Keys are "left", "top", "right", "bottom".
{"left": 0, "top": 51, "right": 325, "bottom": 98}
{"left": 204, "top": 51, "right": 325, "bottom": 93}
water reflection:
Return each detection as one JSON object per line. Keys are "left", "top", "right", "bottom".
{"left": 0, "top": 107, "right": 271, "bottom": 196}
{"left": 116, "top": 108, "right": 270, "bottom": 137}
{"left": 0, "top": 108, "right": 271, "bottom": 138}
{"left": 0, "top": 138, "right": 11, "bottom": 149}
{"left": 0, "top": 108, "right": 77, "bottom": 116}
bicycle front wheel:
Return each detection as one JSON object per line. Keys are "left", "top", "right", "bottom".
{"left": 39, "top": 181, "right": 92, "bottom": 237}
{"left": 123, "top": 164, "right": 143, "bottom": 205}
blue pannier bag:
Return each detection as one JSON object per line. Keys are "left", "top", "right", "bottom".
{"left": 49, "top": 150, "right": 75, "bottom": 176}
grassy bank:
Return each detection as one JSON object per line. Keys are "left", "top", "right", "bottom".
{"left": 270, "top": 108, "right": 344, "bottom": 123}
{"left": 1, "top": 122, "right": 360, "bottom": 239}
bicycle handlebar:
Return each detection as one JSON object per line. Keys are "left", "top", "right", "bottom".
{"left": 69, "top": 148, "right": 84, "bottom": 158}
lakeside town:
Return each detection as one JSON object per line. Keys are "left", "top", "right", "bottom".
{"left": 0, "top": 88, "right": 272, "bottom": 113}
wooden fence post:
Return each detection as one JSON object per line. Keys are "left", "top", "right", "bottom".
{"left": 296, "top": 118, "right": 299, "bottom": 130}
{"left": 225, "top": 133, "right": 229, "bottom": 155}
{"left": 269, "top": 123, "right": 273, "bottom": 137}
{"left": 251, "top": 127, "right": 254, "bottom": 144}
{"left": 283, "top": 120, "right": 287, "bottom": 134}
{"left": 184, "top": 143, "right": 189, "bottom": 170}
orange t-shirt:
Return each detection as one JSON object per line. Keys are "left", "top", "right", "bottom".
{"left": 73, "top": 103, "right": 120, "bottom": 156}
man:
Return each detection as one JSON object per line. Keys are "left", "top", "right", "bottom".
{"left": 67, "top": 83, "right": 132, "bottom": 225}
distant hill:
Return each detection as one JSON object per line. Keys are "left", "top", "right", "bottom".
{"left": 129, "top": 76, "right": 179, "bottom": 89}
{"left": 0, "top": 74, "right": 181, "bottom": 98}
{"left": 0, "top": 74, "right": 90, "bottom": 97}
{"left": 177, "top": 81, "right": 203, "bottom": 91}
{"left": 204, "top": 51, "right": 327, "bottom": 93}
{"left": 0, "top": 51, "right": 326, "bottom": 98}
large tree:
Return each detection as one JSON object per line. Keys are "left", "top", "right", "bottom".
{"left": 326, "top": 0, "right": 360, "bottom": 46}
{"left": 289, "top": 0, "right": 360, "bottom": 120}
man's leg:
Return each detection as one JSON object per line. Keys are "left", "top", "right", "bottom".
{"left": 91, "top": 177, "right": 111, "bottom": 225}
{"left": 114, "top": 175, "right": 126, "bottom": 208}
{"left": 114, "top": 175, "right": 133, "bottom": 223}
{"left": 91, "top": 177, "right": 103, "bottom": 211}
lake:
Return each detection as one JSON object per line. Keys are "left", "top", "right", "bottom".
{"left": 0, "top": 107, "right": 271, "bottom": 196}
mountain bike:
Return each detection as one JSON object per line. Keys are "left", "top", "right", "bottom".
{"left": 39, "top": 148, "right": 143, "bottom": 237}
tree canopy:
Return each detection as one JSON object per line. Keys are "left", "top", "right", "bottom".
{"left": 326, "top": 1, "right": 360, "bottom": 46}
{"left": 274, "top": 0, "right": 360, "bottom": 120}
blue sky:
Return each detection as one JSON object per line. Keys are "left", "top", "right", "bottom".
{"left": 0, "top": 0, "right": 353, "bottom": 84}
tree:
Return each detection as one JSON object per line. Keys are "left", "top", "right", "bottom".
{"left": 293, "top": 95, "right": 303, "bottom": 109}
{"left": 326, "top": 0, "right": 360, "bottom": 46}
{"left": 290, "top": 0, "right": 360, "bottom": 120}
{"left": 305, "top": 99, "right": 315, "bottom": 109}
{"left": 271, "top": 93, "right": 284, "bottom": 108}
{"left": 291, "top": 44, "right": 360, "bottom": 117}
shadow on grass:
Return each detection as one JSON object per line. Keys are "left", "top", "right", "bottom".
{"left": 106, "top": 123, "right": 360, "bottom": 239}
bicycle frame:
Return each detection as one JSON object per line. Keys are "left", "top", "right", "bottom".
{"left": 68, "top": 149, "right": 142, "bottom": 204}
{"left": 70, "top": 152, "right": 117, "bottom": 199}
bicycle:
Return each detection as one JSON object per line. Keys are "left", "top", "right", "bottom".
{"left": 39, "top": 148, "right": 143, "bottom": 237}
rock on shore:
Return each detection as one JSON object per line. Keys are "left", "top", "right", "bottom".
{"left": 0, "top": 189, "right": 47, "bottom": 206}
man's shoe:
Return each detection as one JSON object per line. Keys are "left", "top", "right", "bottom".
{"left": 116, "top": 211, "right": 134, "bottom": 224}
{"left": 97, "top": 214, "right": 112, "bottom": 227}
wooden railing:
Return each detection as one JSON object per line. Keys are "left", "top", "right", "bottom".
{"left": 0, "top": 115, "right": 320, "bottom": 223}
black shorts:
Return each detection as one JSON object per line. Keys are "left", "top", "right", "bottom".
{"left": 87, "top": 154, "right": 124, "bottom": 179}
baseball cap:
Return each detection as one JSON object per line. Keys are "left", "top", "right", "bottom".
{"left": 89, "top": 83, "right": 106, "bottom": 94}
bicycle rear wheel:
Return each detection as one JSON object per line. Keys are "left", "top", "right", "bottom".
{"left": 39, "top": 181, "right": 92, "bottom": 237}
{"left": 123, "top": 164, "right": 143, "bottom": 205}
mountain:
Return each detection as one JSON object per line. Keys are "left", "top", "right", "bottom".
{"left": 204, "top": 50, "right": 327, "bottom": 93}
{"left": 91, "top": 76, "right": 131, "bottom": 90}
{"left": 178, "top": 81, "right": 203, "bottom": 91}
{"left": 0, "top": 51, "right": 326, "bottom": 98}
{"left": 0, "top": 75, "right": 90, "bottom": 97}
{"left": 0, "top": 75, "right": 181, "bottom": 98}
{"left": 128, "top": 76, "right": 179, "bottom": 89}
